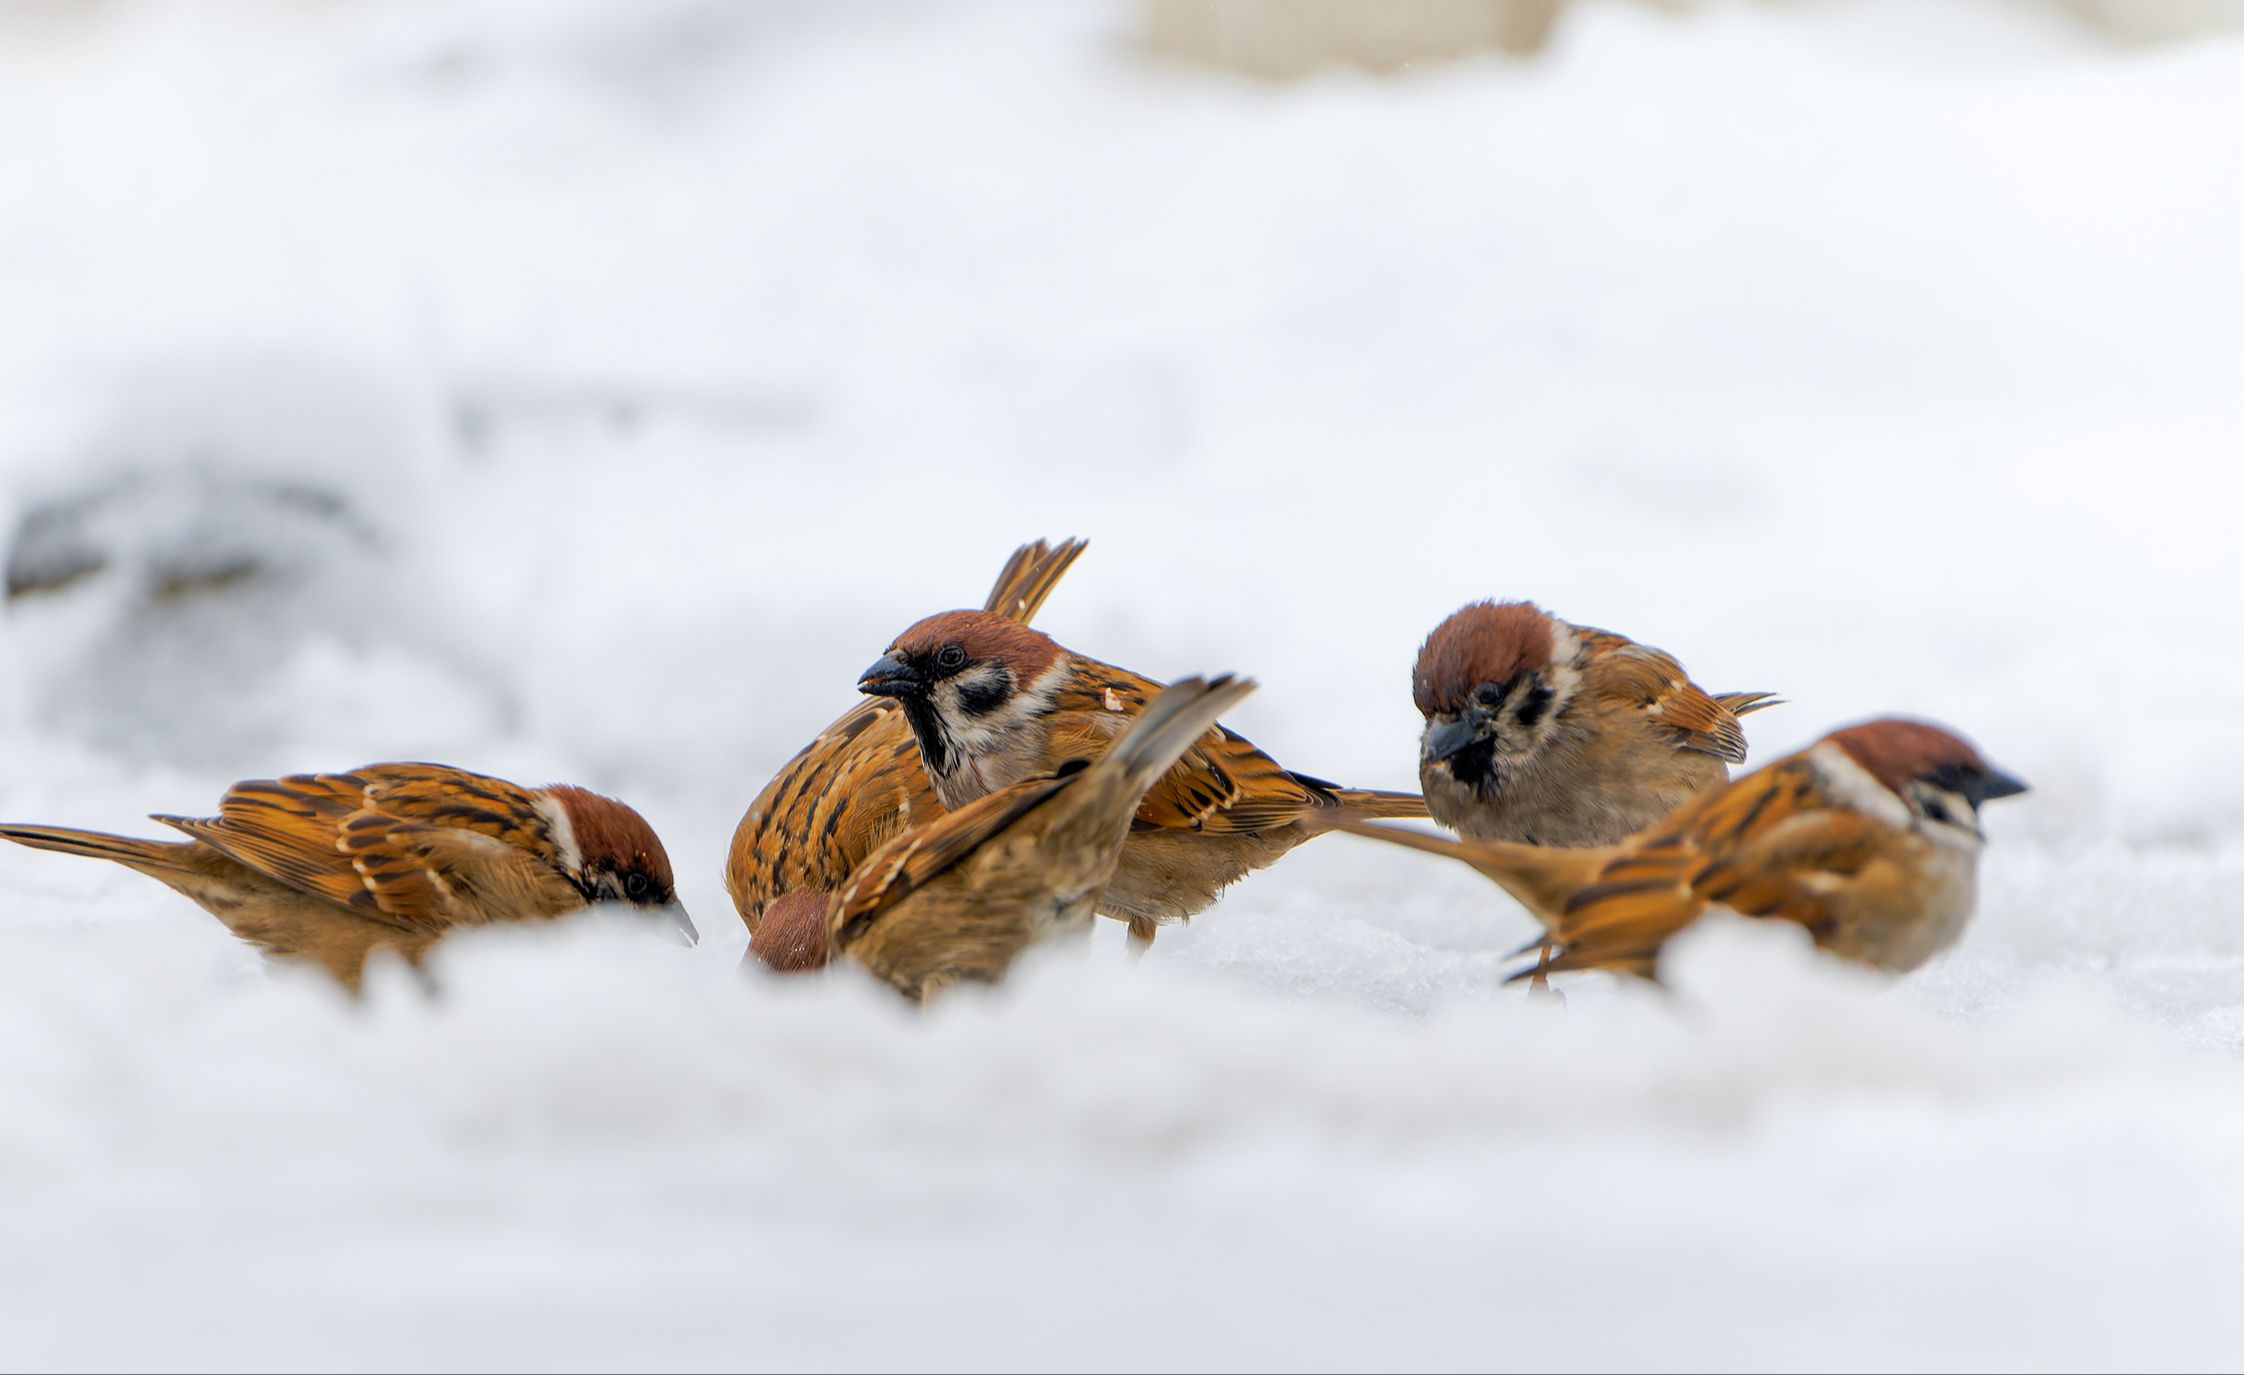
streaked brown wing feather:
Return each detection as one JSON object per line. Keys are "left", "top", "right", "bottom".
{"left": 344, "top": 763, "right": 554, "bottom": 843}
{"left": 159, "top": 770, "right": 578, "bottom": 932}
{"left": 155, "top": 773, "right": 397, "bottom": 923}
{"left": 832, "top": 775, "right": 1073, "bottom": 950}
{"left": 1536, "top": 758, "right": 1853, "bottom": 975}
{"left": 333, "top": 810, "right": 583, "bottom": 928}
{"left": 1583, "top": 641, "right": 1753, "bottom": 764}
{"left": 1053, "top": 666, "right": 1322, "bottom": 835}
{"left": 726, "top": 701, "right": 938, "bottom": 926}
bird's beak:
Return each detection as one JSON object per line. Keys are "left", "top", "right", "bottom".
{"left": 1973, "top": 767, "right": 2030, "bottom": 804}
{"left": 1421, "top": 714, "right": 1487, "bottom": 765}
{"left": 858, "top": 653, "right": 924, "bottom": 698}
{"left": 663, "top": 904, "right": 700, "bottom": 947}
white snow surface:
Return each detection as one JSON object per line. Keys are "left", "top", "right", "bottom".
{"left": 2, "top": 1, "right": 2241, "bottom": 1369}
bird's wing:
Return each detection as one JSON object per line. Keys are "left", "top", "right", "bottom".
{"left": 830, "top": 774, "right": 1074, "bottom": 951}
{"left": 1532, "top": 757, "right": 1871, "bottom": 976}
{"left": 155, "top": 771, "right": 575, "bottom": 932}
{"left": 1048, "top": 668, "right": 1323, "bottom": 835}
{"left": 1579, "top": 636, "right": 1755, "bottom": 765}
{"left": 342, "top": 763, "right": 558, "bottom": 841}
{"left": 726, "top": 703, "right": 933, "bottom": 923}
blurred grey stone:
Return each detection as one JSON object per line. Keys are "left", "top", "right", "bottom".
{"left": 0, "top": 352, "right": 512, "bottom": 764}
{"left": 5, "top": 468, "right": 381, "bottom": 605}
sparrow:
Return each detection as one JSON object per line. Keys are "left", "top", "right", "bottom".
{"left": 856, "top": 611, "right": 1429, "bottom": 942}
{"left": 1414, "top": 599, "right": 1778, "bottom": 847}
{"left": 1334, "top": 718, "right": 2027, "bottom": 981}
{"left": 0, "top": 763, "right": 692, "bottom": 991}
{"left": 724, "top": 537, "right": 1087, "bottom": 957}
{"left": 831, "top": 674, "right": 1258, "bottom": 1000}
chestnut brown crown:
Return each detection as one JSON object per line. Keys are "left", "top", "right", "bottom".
{"left": 859, "top": 609, "right": 1068, "bottom": 703}
{"left": 1413, "top": 601, "right": 1558, "bottom": 716}
{"left": 547, "top": 785, "right": 679, "bottom": 907}
{"left": 890, "top": 610, "right": 1064, "bottom": 675}
{"left": 1824, "top": 719, "right": 2029, "bottom": 807}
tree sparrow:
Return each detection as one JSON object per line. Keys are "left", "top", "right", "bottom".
{"left": 832, "top": 675, "right": 1258, "bottom": 1000}
{"left": 1414, "top": 599, "right": 1777, "bottom": 847}
{"left": 857, "top": 612, "right": 1428, "bottom": 942}
{"left": 1, "top": 763, "right": 690, "bottom": 990}
{"left": 1336, "top": 718, "right": 2026, "bottom": 980}
{"left": 724, "top": 538, "right": 1087, "bottom": 953}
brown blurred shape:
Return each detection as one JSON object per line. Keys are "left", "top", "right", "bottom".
{"left": 1139, "top": 0, "right": 1570, "bottom": 76}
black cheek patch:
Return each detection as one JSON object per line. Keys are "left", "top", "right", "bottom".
{"left": 957, "top": 671, "right": 1011, "bottom": 717}
{"left": 1513, "top": 682, "right": 1556, "bottom": 731}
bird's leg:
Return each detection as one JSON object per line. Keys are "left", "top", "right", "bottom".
{"left": 1526, "top": 939, "right": 1564, "bottom": 1006}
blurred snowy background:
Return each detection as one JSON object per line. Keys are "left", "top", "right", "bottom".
{"left": 1, "top": 0, "right": 2241, "bottom": 1368}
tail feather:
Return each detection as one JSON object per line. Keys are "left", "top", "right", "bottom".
{"left": 1103, "top": 675, "right": 1259, "bottom": 797}
{"left": 1717, "top": 691, "right": 1782, "bottom": 718}
{"left": 982, "top": 537, "right": 1089, "bottom": 624}
{"left": 0, "top": 823, "right": 200, "bottom": 876}
{"left": 1329, "top": 787, "right": 1431, "bottom": 822}
{"left": 1323, "top": 817, "right": 1606, "bottom": 925}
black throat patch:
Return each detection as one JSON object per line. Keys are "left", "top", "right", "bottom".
{"left": 1445, "top": 736, "right": 1500, "bottom": 795}
{"left": 896, "top": 694, "right": 954, "bottom": 776}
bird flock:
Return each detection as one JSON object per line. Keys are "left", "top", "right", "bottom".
{"left": 0, "top": 536, "right": 2025, "bottom": 1000}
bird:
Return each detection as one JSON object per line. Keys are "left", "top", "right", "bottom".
{"left": 724, "top": 537, "right": 1086, "bottom": 965}
{"left": 0, "top": 763, "right": 692, "bottom": 991}
{"left": 1413, "top": 599, "right": 1777, "bottom": 848}
{"left": 1332, "top": 718, "right": 2026, "bottom": 981}
{"left": 856, "top": 611, "right": 1429, "bottom": 944}
{"left": 831, "top": 674, "right": 1258, "bottom": 1001}
{"left": 1412, "top": 599, "right": 1776, "bottom": 988}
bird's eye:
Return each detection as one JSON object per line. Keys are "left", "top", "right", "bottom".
{"left": 1475, "top": 683, "right": 1504, "bottom": 707}
{"left": 624, "top": 872, "right": 650, "bottom": 900}
{"left": 937, "top": 645, "right": 968, "bottom": 671}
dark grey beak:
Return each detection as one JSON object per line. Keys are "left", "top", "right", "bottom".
{"left": 1421, "top": 714, "right": 1487, "bottom": 765}
{"left": 1971, "top": 767, "right": 2029, "bottom": 804}
{"left": 663, "top": 905, "right": 699, "bottom": 947}
{"left": 858, "top": 653, "right": 924, "bottom": 698}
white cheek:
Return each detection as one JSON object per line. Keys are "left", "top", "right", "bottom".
{"left": 533, "top": 795, "right": 583, "bottom": 876}
{"left": 1807, "top": 742, "right": 1915, "bottom": 829}
{"left": 933, "top": 663, "right": 1054, "bottom": 753}
{"left": 1914, "top": 785, "right": 1987, "bottom": 853}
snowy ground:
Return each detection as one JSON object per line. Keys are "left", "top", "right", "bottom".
{"left": 2, "top": 0, "right": 2241, "bottom": 1368}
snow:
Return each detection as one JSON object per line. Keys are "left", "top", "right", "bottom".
{"left": 1, "top": 0, "right": 2241, "bottom": 1368}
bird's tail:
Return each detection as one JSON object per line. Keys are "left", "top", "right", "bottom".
{"left": 0, "top": 823, "right": 202, "bottom": 878}
{"left": 1326, "top": 787, "right": 1432, "bottom": 822}
{"left": 1103, "top": 675, "right": 1259, "bottom": 798}
{"left": 1717, "top": 690, "right": 1783, "bottom": 719}
{"left": 982, "top": 537, "right": 1089, "bottom": 625}
{"left": 1322, "top": 817, "right": 1608, "bottom": 926}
